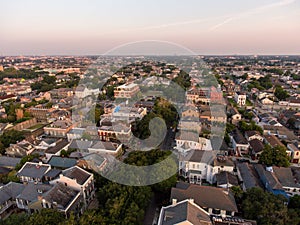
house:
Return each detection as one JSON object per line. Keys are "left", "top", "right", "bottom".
{"left": 157, "top": 199, "right": 212, "bottom": 225}
{"left": 31, "top": 183, "right": 82, "bottom": 216}
{"left": 254, "top": 164, "right": 287, "bottom": 198}
{"left": 98, "top": 118, "right": 131, "bottom": 142}
{"left": 67, "top": 128, "right": 85, "bottom": 142}
{"left": 179, "top": 151, "right": 234, "bottom": 185}
{"left": 6, "top": 140, "right": 36, "bottom": 158}
{"left": 179, "top": 150, "right": 215, "bottom": 185}
{"left": 229, "top": 107, "right": 241, "bottom": 125}
{"left": 176, "top": 130, "right": 212, "bottom": 152}
{"left": 260, "top": 97, "right": 274, "bottom": 105}
{"left": 50, "top": 166, "right": 95, "bottom": 208}
{"left": 249, "top": 139, "right": 265, "bottom": 159}
{"left": 0, "top": 156, "right": 21, "bottom": 169}
{"left": 17, "top": 162, "right": 51, "bottom": 183}
{"left": 68, "top": 140, "right": 93, "bottom": 152}
{"left": 288, "top": 143, "right": 300, "bottom": 163}
{"left": 264, "top": 135, "right": 285, "bottom": 148}
{"left": 273, "top": 166, "right": 300, "bottom": 196}
{"left": 230, "top": 129, "right": 249, "bottom": 156}
{"left": 16, "top": 183, "right": 52, "bottom": 212}
{"left": 244, "top": 130, "right": 263, "bottom": 142}
{"left": 263, "top": 125, "right": 298, "bottom": 142}
{"left": 112, "top": 105, "right": 147, "bottom": 123}
{"left": 114, "top": 83, "right": 140, "bottom": 99}
{"left": 81, "top": 153, "right": 107, "bottom": 172}
{"left": 88, "top": 141, "right": 122, "bottom": 156}
{"left": 47, "top": 156, "right": 77, "bottom": 169}
{"left": 43, "top": 169, "right": 62, "bottom": 182}
{"left": 181, "top": 106, "right": 200, "bottom": 119}
{"left": 234, "top": 92, "right": 246, "bottom": 106}
{"left": 236, "top": 163, "right": 262, "bottom": 191}
{"left": 75, "top": 85, "right": 99, "bottom": 98}
{"left": 44, "top": 119, "right": 75, "bottom": 137}
{"left": 171, "top": 182, "right": 238, "bottom": 217}
{"left": 44, "top": 139, "right": 70, "bottom": 161}
{"left": 215, "top": 171, "right": 239, "bottom": 188}
{"left": 0, "top": 182, "right": 25, "bottom": 219}
{"left": 209, "top": 156, "right": 235, "bottom": 184}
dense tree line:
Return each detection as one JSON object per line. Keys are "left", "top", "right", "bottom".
{"left": 236, "top": 187, "right": 300, "bottom": 225}
{"left": 0, "top": 68, "right": 47, "bottom": 81}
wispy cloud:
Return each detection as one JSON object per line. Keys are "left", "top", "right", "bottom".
{"left": 209, "top": 0, "right": 297, "bottom": 31}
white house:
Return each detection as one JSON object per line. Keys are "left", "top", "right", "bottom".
{"left": 50, "top": 166, "right": 95, "bottom": 209}
{"left": 234, "top": 92, "right": 247, "bottom": 106}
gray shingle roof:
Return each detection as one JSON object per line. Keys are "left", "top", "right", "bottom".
{"left": 273, "top": 167, "right": 300, "bottom": 188}
{"left": 69, "top": 140, "right": 93, "bottom": 151}
{"left": 160, "top": 200, "right": 212, "bottom": 225}
{"left": 62, "top": 166, "right": 91, "bottom": 185}
{"left": 43, "top": 183, "right": 80, "bottom": 210}
{"left": 0, "top": 156, "right": 21, "bottom": 168}
{"left": 17, "top": 183, "right": 52, "bottom": 202}
{"left": 237, "top": 163, "right": 260, "bottom": 190}
{"left": 171, "top": 182, "right": 238, "bottom": 212}
{"left": 0, "top": 182, "right": 25, "bottom": 204}
{"left": 17, "top": 162, "right": 51, "bottom": 179}
{"left": 48, "top": 156, "right": 77, "bottom": 169}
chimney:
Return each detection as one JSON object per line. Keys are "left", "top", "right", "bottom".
{"left": 172, "top": 199, "right": 177, "bottom": 205}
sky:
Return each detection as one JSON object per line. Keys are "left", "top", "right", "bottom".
{"left": 0, "top": 0, "right": 300, "bottom": 55}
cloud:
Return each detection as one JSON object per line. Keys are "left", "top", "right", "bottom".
{"left": 209, "top": 0, "right": 297, "bottom": 31}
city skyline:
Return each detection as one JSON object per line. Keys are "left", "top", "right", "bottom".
{"left": 1, "top": 0, "right": 300, "bottom": 55}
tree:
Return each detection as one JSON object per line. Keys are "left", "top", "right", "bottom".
{"left": 259, "top": 145, "right": 290, "bottom": 167}
{"left": 275, "top": 86, "right": 290, "bottom": 101}
{"left": 26, "top": 209, "right": 66, "bottom": 225}
{"left": 242, "top": 188, "right": 288, "bottom": 225}
{"left": 15, "top": 154, "right": 40, "bottom": 170}
{"left": 0, "top": 130, "right": 25, "bottom": 150}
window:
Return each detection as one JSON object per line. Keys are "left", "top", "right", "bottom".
{"left": 212, "top": 208, "right": 221, "bottom": 214}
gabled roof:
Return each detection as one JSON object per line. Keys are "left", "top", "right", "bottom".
{"left": 180, "top": 150, "right": 215, "bottom": 163}
{"left": 45, "top": 139, "right": 69, "bottom": 154}
{"left": 216, "top": 171, "right": 239, "bottom": 186}
{"left": 159, "top": 199, "right": 212, "bottom": 225}
{"left": 245, "top": 130, "right": 261, "bottom": 138}
{"left": 237, "top": 163, "right": 261, "bottom": 190}
{"left": 17, "top": 162, "right": 51, "bottom": 179}
{"left": 62, "top": 166, "right": 92, "bottom": 185}
{"left": 171, "top": 182, "right": 238, "bottom": 212}
{"left": 43, "top": 183, "right": 80, "bottom": 210}
{"left": 249, "top": 139, "right": 264, "bottom": 153}
{"left": 0, "top": 156, "right": 21, "bottom": 168}
{"left": 273, "top": 167, "right": 300, "bottom": 188}
{"left": 264, "top": 135, "right": 285, "bottom": 148}
{"left": 0, "top": 182, "right": 25, "bottom": 204}
{"left": 254, "top": 164, "right": 283, "bottom": 190}
{"left": 231, "top": 129, "right": 248, "bottom": 145}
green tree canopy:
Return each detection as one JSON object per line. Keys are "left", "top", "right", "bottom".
{"left": 259, "top": 145, "right": 290, "bottom": 167}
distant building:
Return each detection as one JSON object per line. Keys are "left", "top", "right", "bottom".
{"left": 234, "top": 92, "right": 246, "bottom": 106}
{"left": 114, "top": 83, "right": 140, "bottom": 98}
